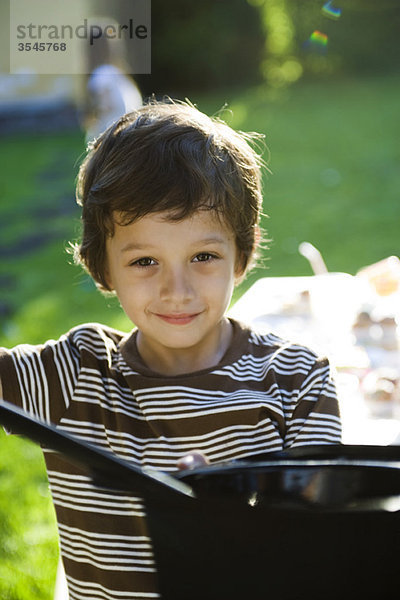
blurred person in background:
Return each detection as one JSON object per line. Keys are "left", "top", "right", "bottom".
{"left": 83, "top": 16, "right": 142, "bottom": 142}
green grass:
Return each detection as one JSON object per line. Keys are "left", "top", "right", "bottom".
{"left": 195, "top": 72, "right": 400, "bottom": 283}
{"left": 0, "top": 431, "right": 58, "bottom": 600}
{"left": 0, "top": 72, "right": 399, "bottom": 598}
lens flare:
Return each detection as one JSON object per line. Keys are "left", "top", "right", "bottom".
{"left": 310, "top": 30, "right": 328, "bottom": 46}
{"left": 322, "top": 1, "right": 342, "bottom": 20}
{"left": 303, "top": 30, "right": 328, "bottom": 53}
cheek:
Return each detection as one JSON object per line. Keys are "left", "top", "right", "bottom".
{"left": 116, "top": 286, "right": 149, "bottom": 323}
{"left": 208, "top": 271, "right": 236, "bottom": 303}
{"left": 117, "top": 278, "right": 148, "bottom": 303}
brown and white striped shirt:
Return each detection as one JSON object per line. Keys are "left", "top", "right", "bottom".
{"left": 0, "top": 318, "right": 341, "bottom": 599}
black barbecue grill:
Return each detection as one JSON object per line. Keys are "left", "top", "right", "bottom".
{"left": 1, "top": 400, "right": 400, "bottom": 600}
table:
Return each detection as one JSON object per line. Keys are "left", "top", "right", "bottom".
{"left": 229, "top": 273, "right": 400, "bottom": 445}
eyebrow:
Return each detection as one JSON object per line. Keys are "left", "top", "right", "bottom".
{"left": 120, "top": 236, "right": 227, "bottom": 253}
{"left": 121, "top": 242, "right": 152, "bottom": 253}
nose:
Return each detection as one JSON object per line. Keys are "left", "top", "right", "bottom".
{"left": 159, "top": 264, "right": 195, "bottom": 304}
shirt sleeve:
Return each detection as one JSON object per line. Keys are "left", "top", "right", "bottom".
{"left": 283, "top": 352, "right": 342, "bottom": 448}
{"left": 0, "top": 334, "right": 80, "bottom": 427}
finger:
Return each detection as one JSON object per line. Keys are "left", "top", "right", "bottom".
{"left": 176, "top": 450, "right": 209, "bottom": 471}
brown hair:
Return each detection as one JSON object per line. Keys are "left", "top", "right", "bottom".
{"left": 74, "top": 99, "right": 267, "bottom": 291}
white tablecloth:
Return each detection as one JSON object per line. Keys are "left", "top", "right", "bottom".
{"left": 229, "top": 275, "right": 400, "bottom": 445}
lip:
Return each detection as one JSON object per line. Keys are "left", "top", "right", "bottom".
{"left": 155, "top": 313, "right": 201, "bottom": 325}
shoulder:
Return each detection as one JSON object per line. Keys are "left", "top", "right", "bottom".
{"left": 65, "top": 323, "right": 127, "bottom": 356}
{"left": 248, "top": 329, "right": 334, "bottom": 394}
{"left": 0, "top": 323, "right": 127, "bottom": 364}
{"left": 238, "top": 320, "right": 320, "bottom": 363}
{"left": 219, "top": 320, "right": 325, "bottom": 383}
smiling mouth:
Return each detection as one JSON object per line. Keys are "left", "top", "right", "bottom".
{"left": 155, "top": 313, "right": 201, "bottom": 325}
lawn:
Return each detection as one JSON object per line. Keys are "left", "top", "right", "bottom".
{"left": 0, "top": 430, "right": 58, "bottom": 600}
{"left": 0, "top": 72, "right": 399, "bottom": 598}
{"left": 196, "top": 72, "right": 400, "bottom": 283}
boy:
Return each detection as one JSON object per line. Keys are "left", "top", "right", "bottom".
{"left": 0, "top": 100, "right": 341, "bottom": 599}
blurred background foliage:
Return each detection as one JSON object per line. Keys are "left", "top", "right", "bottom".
{"left": 0, "top": 0, "right": 399, "bottom": 598}
{"left": 136, "top": 0, "right": 400, "bottom": 94}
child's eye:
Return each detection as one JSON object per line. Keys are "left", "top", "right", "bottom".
{"left": 130, "top": 257, "right": 157, "bottom": 268}
{"left": 193, "top": 252, "right": 218, "bottom": 263}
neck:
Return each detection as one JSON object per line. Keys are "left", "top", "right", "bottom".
{"left": 137, "top": 318, "right": 233, "bottom": 376}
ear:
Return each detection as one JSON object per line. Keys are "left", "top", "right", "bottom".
{"left": 103, "top": 257, "right": 115, "bottom": 292}
{"left": 234, "top": 256, "right": 247, "bottom": 285}
{"left": 234, "top": 225, "right": 261, "bottom": 284}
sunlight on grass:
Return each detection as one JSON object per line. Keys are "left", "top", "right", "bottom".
{"left": 0, "top": 431, "right": 59, "bottom": 600}
{"left": 196, "top": 73, "right": 400, "bottom": 278}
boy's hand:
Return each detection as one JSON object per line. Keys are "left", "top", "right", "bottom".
{"left": 176, "top": 450, "right": 209, "bottom": 470}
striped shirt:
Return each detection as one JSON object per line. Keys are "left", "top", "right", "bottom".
{"left": 0, "top": 318, "right": 341, "bottom": 599}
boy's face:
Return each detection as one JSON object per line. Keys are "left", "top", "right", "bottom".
{"left": 105, "top": 210, "right": 241, "bottom": 372}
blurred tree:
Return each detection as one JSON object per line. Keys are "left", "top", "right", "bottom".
{"left": 249, "top": 0, "right": 303, "bottom": 87}
{"left": 109, "top": 0, "right": 400, "bottom": 95}
{"left": 291, "top": 0, "right": 400, "bottom": 80}
{"left": 146, "top": 0, "right": 265, "bottom": 95}
{"left": 251, "top": 0, "right": 400, "bottom": 85}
